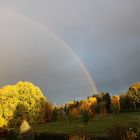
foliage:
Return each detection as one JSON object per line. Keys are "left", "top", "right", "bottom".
{"left": 106, "top": 122, "right": 128, "bottom": 140}
{"left": 86, "top": 97, "right": 97, "bottom": 106}
{"left": 69, "top": 128, "right": 89, "bottom": 140}
{"left": 57, "top": 108, "right": 65, "bottom": 120}
{"left": 93, "top": 92, "right": 111, "bottom": 112}
{"left": 68, "top": 108, "right": 80, "bottom": 119}
{"left": 120, "top": 93, "right": 133, "bottom": 112}
{"left": 111, "top": 96, "right": 120, "bottom": 115}
{"left": 69, "top": 135, "right": 87, "bottom": 140}
{"left": 127, "top": 83, "right": 140, "bottom": 110}
{"left": 100, "top": 102, "right": 107, "bottom": 116}
{"left": 45, "top": 102, "right": 53, "bottom": 122}
{"left": 93, "top": 104, "right": 100, "bottom": 114}
{"left": 65, "top": 100, "right": 79, "bottom": 112}
{"left": 7, "top": 129, "right": 19, "bottom": 140}
{"left": 51, "top": 108, "right": 58, "bottom": 122}
{"left": 81, "top": 110, "right": 90, "bottom": 125}
{"left": 100, "top": 92, "right": 111, "bottom": 112}
{"left": 79, "top": 97, "right": 97, "bottom": 112}
{"left": 80, "top": 101, "right": 90, "bottom": 112}
{"left": 89, "top": 105, "right": 96, "bottom": 118}
{"left": 0, "top": 81, "right": 47, "bottom": 128}
{"left": 107, "top": 124, "right": 139, "bottom": 140}
{"left": 121, "top": 128, "right": 138, "bottom": 140}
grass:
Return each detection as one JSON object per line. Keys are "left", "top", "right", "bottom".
{"left": 32, "top": 112, "right": 140, "bottom": 136}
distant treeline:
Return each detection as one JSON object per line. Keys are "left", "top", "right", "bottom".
{"left": 64, "top": 83, "right": 140, "bottom": 114}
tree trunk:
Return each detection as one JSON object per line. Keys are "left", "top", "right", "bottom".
{"left": 133, "top": 102, "right": 136, "bottom": 111}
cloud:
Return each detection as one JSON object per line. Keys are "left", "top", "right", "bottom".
{"left": 0, "top": 10, "right": 96, "bottom": 103}
{"left": 0, "top": 1, "right": 140, "bottom": 102}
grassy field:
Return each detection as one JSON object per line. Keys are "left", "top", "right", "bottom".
{"left": 32, "top": 112, "right": 140, "bottom": 136}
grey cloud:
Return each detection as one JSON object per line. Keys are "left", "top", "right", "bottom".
{"left": 0, "top": 1, "right": 140, "bottom": 103}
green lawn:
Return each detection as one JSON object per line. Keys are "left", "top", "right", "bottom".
{"left": 32, "top": 112, "right": 140, "bottom": 136}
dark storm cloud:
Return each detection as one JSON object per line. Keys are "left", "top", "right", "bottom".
{"left": 0, "top": 0, "right": 140, "bottom": 102}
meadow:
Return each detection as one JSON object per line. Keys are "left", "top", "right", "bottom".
{"left": 33, "top": 112, "right": 140, "bottom": 137}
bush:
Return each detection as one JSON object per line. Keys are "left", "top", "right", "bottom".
{"left": 121, "top": 128, "right": 140, "bottom": 140}
{"left": 69, "top": 128, "right": 90, "bottom": 140}
{"left": 57, "top": 108, "right": 65, "bottom": 120}
{"left": 81, "top": 110, "right": 90, "bottom": 125}
{"left": 51, "top": 108, "right": 58, "bottom": 122}
{"left": 45, "top": 102, "right": 53, "bottom": 122}
{"left": 94, "top": 104, "right": 101, "bottom": 114}
{"left": 106, "top": 122, "right": 128, "bottom": 140}
{"left": 7, "top": 129, "right": 19, "bottom": 140}
{"left": 68, "top": 108, "right": 80, "bottom": 120}
{"left": 100, "top": 102, "right": 107, "bottom": 116}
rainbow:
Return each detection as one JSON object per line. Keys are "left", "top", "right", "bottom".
{"left": 0, "top": 8, "right": 98, "bottom": 95}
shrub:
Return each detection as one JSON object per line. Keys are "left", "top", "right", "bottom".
{"left": 94, "top": 104, "right": 100, "bottom": 114}
{"left": 106, "top": 122, "right": 128, "bottom": 140}
{"left": 68, "top": 108, "right": 80, "bottom": 120}
{"left": 57, "top": 108, "right": 65, "bottom": 120}
{"left": 119, "top": 94, "right": 133, "bottom": 112}
{"left": 51, "top": 108, "right": 58, "bottom": 122}
{"left": 81, "top": 110, "right": 90, "bottom": 125}
{"left": 45, "top": 102, "right": 53, "bottom": 122}
{"left": 121, "top": 128, "right": 140, "bottom": 140}
{"left": 69, "top": 128, "right": 90, "bottom": 140}
{"left": 7, "top": 129, "right": 19, "bottom": 140}
{"left": 100, "top": 102, "right": 107, "bottom": 116}
{"left": 89, "top": 105, "right": 96, "bottom": 119}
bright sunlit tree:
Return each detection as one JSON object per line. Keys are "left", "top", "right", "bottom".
{"left": 0, "top": 81, "right": 47, "bottom": 128}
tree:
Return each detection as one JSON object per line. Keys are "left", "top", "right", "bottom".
{"left": 81, "top": 110, "right": 90, "bottom": 125}
{"left": 100, "top": 102, "right": 107, "bottom": 116}
{"left": 0, "top": 81, "right": 47, "bottom": 128}
{"left": 51, "top": 108, "right": 58, "bottom": 122}
{"left": 92, "top": 92, "right": 111, "bottom": 113}
{"left": 119, "top": 93, "right": 132, "bottom": 111}
{"left": 127, "top": 83, "right": 140, "bottom": 110}
{"left": 111, "top": 96, "right": 120, "bottom": 115}
{"left": 68, "top": 108, "right": 80, "bottom": 119}
{"left": 45, "top": 102, "right": 53, "bottom": 122}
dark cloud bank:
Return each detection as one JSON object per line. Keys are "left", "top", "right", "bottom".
{"left": 0, "top": 0, "right": 140, "bottom": 103}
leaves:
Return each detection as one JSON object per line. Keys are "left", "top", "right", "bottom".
{"left": 0, "top": 81, "right": 47, "bottom": 128}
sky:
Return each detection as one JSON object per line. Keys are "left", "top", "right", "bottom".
{"left": 0, "top": 0, "right": 140, "bottom": 103}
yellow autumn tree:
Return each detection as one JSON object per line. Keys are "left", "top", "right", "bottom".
{"left": 127, "top": 83, "right": 140, "bottom": 110}
{"left": 111, "top": 96, "right": 120, "bottom": 115}
{"left": 79, "top": 97, "right": 97, "bottom": 111}
{"left": 68, "top": 108, "right": 80, "bottom": 119}
{"left": 79, "top": 97, "right": 97, "bottom": 120}
{"left": 0, "top": 81, "right": 47, "bottom": 128}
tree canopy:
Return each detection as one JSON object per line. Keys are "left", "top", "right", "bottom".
{"left": 0, "top": 81, "right": 47, "bottom": 128}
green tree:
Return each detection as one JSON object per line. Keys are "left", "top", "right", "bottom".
{"left": 81, "top": 110, "right": 90, "bottom": 125}
{"left": 119, "top": 93, "right": 132, "bottom": 112}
